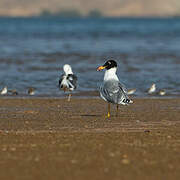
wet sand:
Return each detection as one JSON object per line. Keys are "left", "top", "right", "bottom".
{"left": 0, "top": 97, "right": 180, "bottom": 180}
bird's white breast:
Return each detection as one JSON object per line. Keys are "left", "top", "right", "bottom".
{"left": 104, "top": 67, "right": 119, "bottom": 82}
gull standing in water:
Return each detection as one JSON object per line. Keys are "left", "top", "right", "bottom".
{"left": 59, "top": 64, "right": 77, "bottom": 101}
{"left": 97, "top": 60, "right": 133, "bottom": 118}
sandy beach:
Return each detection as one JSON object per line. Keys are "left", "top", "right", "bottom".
{"left": 0, "top": 97, "right": 180, "bottom": 179}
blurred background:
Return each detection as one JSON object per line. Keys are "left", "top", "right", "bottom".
{"left": 0, "top": 0, "right": 180, "bottom": 97}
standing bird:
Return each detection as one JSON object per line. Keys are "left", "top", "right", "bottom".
{"left": 147, "top": 83, "right": 156, "bottom": 94}
{"left": 9, "top": 89, "right": 18, "bottom": 96}
{"left": 28, "top": 87, "right": 36, "bottom": 95}
{"left": 97, "top": 60, "right": 133, "bottom": 118}
{"left": 0, "top": 86, "right": 8, "bottom": 95}
{"left": 59, "top": 64, "right": 77, "bottom": 101}
{"left": 159, "top": 89, "right": 166, "bottom": 96}
{"left": 127, "top": 88, "right": 136, "bottom": 95}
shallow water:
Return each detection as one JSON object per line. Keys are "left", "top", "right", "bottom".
{"left": 0, "top": 17, "right": 179, "bottom": 97}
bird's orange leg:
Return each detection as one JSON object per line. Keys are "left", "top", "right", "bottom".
{"left": 107, "top": 103, "right": 110, "bottom": 118}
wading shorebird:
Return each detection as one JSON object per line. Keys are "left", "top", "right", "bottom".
{"left": 9, "top": 89, "right": 18, "bottom": 96}
{"left": 28, "top": 87, "right": 36, "bottom": 95}
{"left": 159, "top": 89, "right": 166, "bottom": 96}
{"left": 148, "top": 83, "right": 156, "bottom": 94}
{"left": 127, "top": 88, "right": 136, "bottom": 95}
{"left": 0, "top": 86, "right": 8, "bottom": 95}
{"left": 97, "top": 60, "right": 133, "bottom": 118}
{"left": 59, "top": 64, "right": 77, "bottom": 101}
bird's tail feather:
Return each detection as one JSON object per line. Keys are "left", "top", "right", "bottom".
{"left": 122, "top": 98, "right": 133, "bottom": 105}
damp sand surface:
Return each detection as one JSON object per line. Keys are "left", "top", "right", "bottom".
{"left": 0, "top": 98, "right": 180, "bottom": 180}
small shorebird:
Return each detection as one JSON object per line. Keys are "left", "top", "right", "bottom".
{"left": 9, "top": 89, "right": 18, "bottom": 96}
{"left": 148, "top": 83, "right": 156, "bottom": 94}
{"left": 127, "top": 88, "right": 136, "bottom": 95}
{"left": 97, "top": 60, "right": 133, "bottom": 118}
{"left": 59, "top": 64, "right": 77, "bottom": 101}
{"left": 28, "top": 87, "right": 35, "bottom": 95}
{"left": 159, "top": 89, "right": 166, "bottom": 96}
{"left": 0, "top": 86, "right": 8, "bottom": 95}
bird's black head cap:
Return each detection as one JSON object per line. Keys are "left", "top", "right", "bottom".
{"left": 103, "top": 60, "right": 117, "bottom": 70}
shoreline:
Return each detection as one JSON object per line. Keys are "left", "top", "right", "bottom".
{"left": 0, "top": 92, "right": 179, "bottom": 99}
{"left": 0, "top": 97, "right": 180, "bottom": 132}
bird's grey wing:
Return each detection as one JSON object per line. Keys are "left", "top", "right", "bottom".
{"left": 67, "top": 74, "right": 77, "bottom": 89}
{"left": 117, "top": 82, "right": 131, "bottom": 104}
{"left": 118, "top": 81, "right": 128, "bottom": 93}
{"left": 100, "top": 81, "right": 120, "bottom": 103}
{"left": 100, "top": 80, "right": 131, "bottom": 105}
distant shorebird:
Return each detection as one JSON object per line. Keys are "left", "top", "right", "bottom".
{"left": 148, "top": 83, "right": 156, "bottom": 94}
{"left": 0, "top": 86, "right": 8, "bottom": 95}
{"left": 97, "top": 60, "right": 133, "bottom": 118}
{"left": 59, "top": 64, "right": 77, "bottom": 101}
{"left": 9, "top": 89, "right": 18, "bottom": 96}
{"left": 127, "top": 88, "right": 136, "bottom": 95}
{"left": 28, "top": 87, "right": 35, "bottom": 95}
{"left": 159, "top": 89, "right": 166, "bottom": 96}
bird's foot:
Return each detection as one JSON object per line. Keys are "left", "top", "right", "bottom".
{"left": 105, "top": 112, "right": 110, "bottom": 118}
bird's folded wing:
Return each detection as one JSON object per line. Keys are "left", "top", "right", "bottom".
{"left": 67, "top": 74, "right": 78, "bottom": 89}
{"left": 59, "top": 74, "right": 65, "bottom": 87}
{"left": 100, "top": 81, "right": 129, "bottom": 104}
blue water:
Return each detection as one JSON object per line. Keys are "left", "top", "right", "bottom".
{"left": 0, "top": 17, "right": 179, "bottom": 97}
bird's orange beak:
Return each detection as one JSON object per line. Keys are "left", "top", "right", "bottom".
{"left": 97, "top": 66, "right": 106, "bottom": 71}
